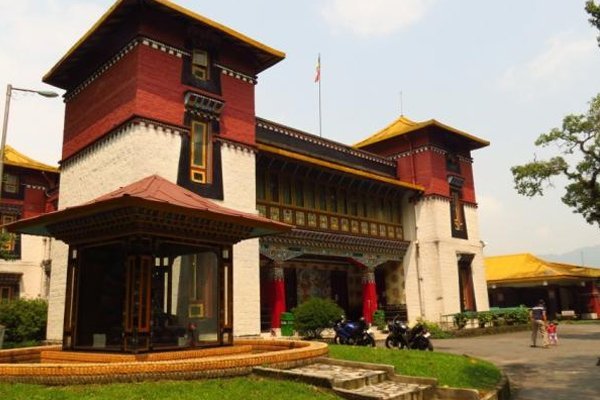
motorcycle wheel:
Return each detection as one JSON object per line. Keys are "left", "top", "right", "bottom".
{"left": 366, "top": 336, "right": 376, "bottom": 347}
{"left": 427, "top": 341, "right": 434, "bottom": 351}
{"left": 385, "top": 337, "right": 397, "bottom": 349}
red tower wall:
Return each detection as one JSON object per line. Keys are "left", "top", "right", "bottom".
{"left": 62, "top": 41, "right": 258, "bottom": 160}
{"left": 62, "top": 48, "right": 140, "bottom": 160}
{"left": 219, "top": 74, "right": 256, "bottom": 145}
{"left": 363, "top": 130, "right": 478, "bottom": 203}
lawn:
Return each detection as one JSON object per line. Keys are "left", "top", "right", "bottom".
{"left": 329, "top": 344, "right": 501, "bottom": 390}
{"left": 0, "top": 377, "right": 339, "bottom": 400}
{"left": 0, "top": 346, "right": 501, "bottom": 399}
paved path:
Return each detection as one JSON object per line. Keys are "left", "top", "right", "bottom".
{"left": 432, "top": 324, "right": 600, "bottom": 400}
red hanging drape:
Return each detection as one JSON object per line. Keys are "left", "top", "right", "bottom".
{"left": 269, "top": 266, "right": 286, "bottom": 329}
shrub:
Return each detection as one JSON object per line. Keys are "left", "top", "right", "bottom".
{"left": 477, "top": 311, "right": 493, "bottom": 328}
{"left": 453, "top": 312, "right": 468, "bottom": 329}
{"left": 291, "top": 297, "right": 343, "bottom": 339}
{"left": 0, "top": 298, "right": 48, "bottom": 344}
{"left": 419, "top": 319, "right": 454, "bottom": 339}
{"left": 503, "top": 307, "right": 529, "bottom": 325}
{"left": 373, "top": 310, "right": 386, "bottom": 331}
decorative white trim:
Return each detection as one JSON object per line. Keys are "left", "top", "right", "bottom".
{"left": 141, "top": 37, "right": 189, "bottom": 58}
{"left": 256, "top": 119, "right": 395, "bottom": 167}
{"left": 24, "top": 185, "right": 47, "bottom": 191}
{"left": 65, "top": 39, "right": 141, "bottom": 102}
{"left": 214, "top": 63, "right": 257, "bottom": 84}
{"left": 61, "top": 118, "right": 187, "bottom": 169}
{"left": 391, "top": 146, "right": 473, "bottom": 162}
{"left": 217, "top": 137, "right": 257, "bottom": 154}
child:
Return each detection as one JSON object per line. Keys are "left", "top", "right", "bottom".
{"left": 547, "top": 321, "right": 558, "bottom": 346}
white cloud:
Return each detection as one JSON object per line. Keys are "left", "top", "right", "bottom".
{"left": 497, "top": 33, "right": 600, "bottom": 99}
{"left": 321, "top": 0, "right": 436, "bottom": 37}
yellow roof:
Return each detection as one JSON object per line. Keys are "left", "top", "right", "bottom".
{"left": 44, "top": 0, "right": 285, "bottom": 85}
{"left": 485, "top": 253, "right": 600, "bottom": 284}
{"left": 3, "top": 145, "right": 59, "bottom": 173}
{"left": 353, "top": 115, "right": 489, "bottom": 150}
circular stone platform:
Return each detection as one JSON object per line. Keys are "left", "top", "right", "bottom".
{"left": 0, "top": 339, "right": 328, "bottom": 385}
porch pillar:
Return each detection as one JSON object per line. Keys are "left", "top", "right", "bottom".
{"left": 586, "top": 281, "right": 600, "bottom": 315}
{"left": 362, "top": 267, "right": 377, "bottom": 324}
{"left": 268, "top": 263, "right": 286, "bottom": 329}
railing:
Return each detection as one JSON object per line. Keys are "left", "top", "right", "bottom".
{"left": 257, "top": 201, "right": 404, "bottom": 241}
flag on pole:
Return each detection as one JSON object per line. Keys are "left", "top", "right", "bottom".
{"left": 314, "top": 54, "right": 321, "bottom": 83}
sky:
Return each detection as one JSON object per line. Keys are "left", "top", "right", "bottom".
{"left": 1, "top": 0, "right": 600, "bottom": 258}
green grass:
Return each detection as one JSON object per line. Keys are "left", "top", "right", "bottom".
{"left": 0, "top": 377, "right": 339, "bottom": 400}
{"left": 328, "top": 345, "right": 501, "bottom": 390}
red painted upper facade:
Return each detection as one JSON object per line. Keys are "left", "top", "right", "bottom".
{"left": 1, "top": 146, "right": 59, "bottom": 259}
{"left": 355, "top": 119, "right": 489, "bottom": 204}
{"left": 45, "top": 0, "right": 284, "bottom": 162}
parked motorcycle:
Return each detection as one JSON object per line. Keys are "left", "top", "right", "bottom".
{"left": 333, "top": 316, "right": 376, "bottom": 347}
{"left": 385, "top": 317, "right": 433, "bottom": 351}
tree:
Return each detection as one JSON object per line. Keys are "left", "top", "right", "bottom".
{"left": 587, "top": 1, "right": 600, "bottom": 45}
{"left": 511, "top": 3, "right": 600, "bottom": 227}
{"left": 511, "top": 94, "right": 600, "bottom": 227}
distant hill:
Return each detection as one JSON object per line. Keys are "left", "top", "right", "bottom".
{"left": 540, "top": 245, "right": 600, "bottom": 268}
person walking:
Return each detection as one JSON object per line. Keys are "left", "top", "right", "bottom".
{"left": 530, "top": 299, "right": 549, "bottom": 348}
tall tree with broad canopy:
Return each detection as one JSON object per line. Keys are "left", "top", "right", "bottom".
{"left": 511, "top": 94, "right": 600, "bottom": 227}
{"left": 511, "top": 2, "right": 600, "bottom": 227}
{"left": 587, "top": 1, "right": 600, "bottom": 44}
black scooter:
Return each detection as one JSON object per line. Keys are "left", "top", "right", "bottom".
{"left": 385, "top": 317, "right": 433, "bottom": 351}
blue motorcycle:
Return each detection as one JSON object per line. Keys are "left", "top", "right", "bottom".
{"left": 333, "top": 316, "right": 375, "bottom": 346}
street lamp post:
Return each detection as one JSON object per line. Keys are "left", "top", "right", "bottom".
{"left": 0, "top": 84, "right": 59, "bottom": 201}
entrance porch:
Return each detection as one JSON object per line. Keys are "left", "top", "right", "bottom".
{"left": 259, "top": 229, "right": 409, "bottom": 330}
{"left": 8, "top": 175, "right": 290, "bottom": 353}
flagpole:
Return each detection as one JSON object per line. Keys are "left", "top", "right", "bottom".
{"left": 318, "top": 69, "right": 322, "bottom": 137}
{"left": 316, "top": 53, "right": 322, "bottom": 137}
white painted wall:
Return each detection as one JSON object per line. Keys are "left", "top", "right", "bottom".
{"left": 47, "top": 125, "right": 262, "bottom": 341}
{"left": 0, "top": 231, "right": 51, "bottom": 300}
{"left": 402, "top": 196, "right": 489, "bottom": 325}
{"left": 47, "top": 123, "right": 182, "bottom": 341}
{"left": 218, "top": 143, "right": 260, "bottom": 336}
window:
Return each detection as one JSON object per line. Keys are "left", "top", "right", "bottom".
{"left": 0, "top": 286, "right": 11, "bottom": 302}
{"left": 446, "top": 153, "right": 461, "bottom": 173}
{"left": 2, "top": 173, "right": 18, "bottom": 194}
{"left": 256, "top": 172, "right": 266, "bottom": 201}
{"left": 190, "top": 121, "right": 212, "bottom": 184}
{"left": 450, "top": 189, "right": 468, "bottom": 239}
{"left": 192, "top": 50, "right": 209, "bottom": 81}
{"left": 269, "top": 173, "right": 279, "bottom": 202}
{"left": 281, "top": 178, "right": 292, "bottom": 205}
{"left": 1, "top": 215, "right": 16, "bottom": 252}
{"left": 294, "top": 181, "right": 305, "bottom": 207}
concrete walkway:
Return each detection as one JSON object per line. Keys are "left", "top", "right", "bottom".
{"left": 432, "top": 323, "right": 600, "bottom": 400}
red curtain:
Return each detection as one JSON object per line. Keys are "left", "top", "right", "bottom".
{"left": 268, "top": 267, "right": 286, "bottom": 329}
{"left": 362, "top": 280, "right": 377, "bottom": 323}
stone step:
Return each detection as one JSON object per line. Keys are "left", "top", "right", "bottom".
{"left": 287, "top": 362, "right": 389, "bottom": 389}
{"left": 334, "top": 380, "right": 430, "bottom": 400}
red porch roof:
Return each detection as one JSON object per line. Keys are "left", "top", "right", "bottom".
{"left": 8, "top": 175, "right": 292, "bottom": 243}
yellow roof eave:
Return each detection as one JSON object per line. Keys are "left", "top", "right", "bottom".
{"left": 3, "top": 145, "right": 59, "bottom": 173}
{"left": 354, "top": 117, "right": 490, "bottom": 149}
{"left": 44, "top": 0, "right": 285, "bottom": 83}
{"left": 257, "top": 143, "right": 424, "bottom": 192}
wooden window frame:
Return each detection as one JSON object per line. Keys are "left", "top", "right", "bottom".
{"left": 192, "top": 49, "right": 210, "bottom": 81}
{"left": 2, "top": 173, "right": 18, "bottom": 194}
{"left": 190, "top": 121, "right": 212, "bottom": 184}
{"left": 1, "top": 214, "right": 17, "bottom": 252}
{"left": 0, "top": 286, "right": 12, "bottom": 302}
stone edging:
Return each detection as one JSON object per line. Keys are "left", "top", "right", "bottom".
{"left": 0, "top": 339, "right": 328, "bottom": 385}
{"left": 480, "top": 372, "right": 511, "bottom": 400}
